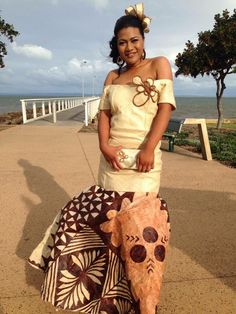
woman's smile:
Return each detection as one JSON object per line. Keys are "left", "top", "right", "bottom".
{"left": 126, "top": 52, "right": 136, "bottom": 58}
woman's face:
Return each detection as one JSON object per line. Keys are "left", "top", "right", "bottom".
{"left": 117, "top": 26, "right": 144, "bottom": 67}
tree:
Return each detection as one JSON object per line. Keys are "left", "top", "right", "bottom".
{"left": 0, "top": 15, "right": 19, "bottom": 68}
{"left": 175, "top": 9, "right": 236, "bottom": 129}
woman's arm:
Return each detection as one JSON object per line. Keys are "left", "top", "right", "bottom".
{"left": 98, "top": 71, "right": 123, "bottom": 171}
{"left": 98, "top": 109, "right": 111, "bottom": 150}
{"left": 137, "top": 57, "right": 174, "bottom": 172}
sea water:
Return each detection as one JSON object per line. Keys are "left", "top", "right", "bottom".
{"left": 0, "top": 95, "right": 235, "bottom": 118}
{"left": 173, "top": 97, "right": 235, "bottom": 119}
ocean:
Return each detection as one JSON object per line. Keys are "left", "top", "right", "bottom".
{"left": 0, "top": 95, "right": 235, "bottom": 119}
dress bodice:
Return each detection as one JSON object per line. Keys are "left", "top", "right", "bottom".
{"left": 99, "top": 76, "right": 176, "bottom": 148}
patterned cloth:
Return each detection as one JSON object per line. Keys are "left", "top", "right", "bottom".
{"left": 28, "top": 185, "right": 170, "bottom": 314}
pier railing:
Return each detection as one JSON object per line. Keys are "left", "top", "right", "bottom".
{"left": 20, "top": 96, "right": 100, "bottom": 125}
{"left": 84, "top": 97, "right": 100, "bottom": 126}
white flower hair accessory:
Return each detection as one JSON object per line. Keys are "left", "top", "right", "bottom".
{"left": 125, "top": 3, "right": 151, "bottom": 33}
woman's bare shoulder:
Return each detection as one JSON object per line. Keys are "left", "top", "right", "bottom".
{"left": 150, "top": 56, "right": 171, "bottom": 66}
{"left": 150, "top": 56, "right": 173, "bottom": 80}
{"left": 104, "top": 70, "right": 119, "bottom": 86}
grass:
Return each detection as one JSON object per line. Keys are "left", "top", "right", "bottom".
{"left": 207, "top": 123, "right": 236, "bottom": 129}
{"left": 175, "top": 123, "right": 236, "bottom": 168}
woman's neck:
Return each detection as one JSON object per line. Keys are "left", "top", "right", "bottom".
{"left": 126, "top": 58, "right": 145, "bottom": 70}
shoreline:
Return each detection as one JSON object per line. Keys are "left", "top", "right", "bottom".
{"left": 0, "top": 111, "right": 23, "bottom": 125}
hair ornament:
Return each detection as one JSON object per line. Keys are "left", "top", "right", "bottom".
{"left": 125, "top": 3, "right": 151, "bottom": 33}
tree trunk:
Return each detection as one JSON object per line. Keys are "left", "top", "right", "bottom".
{"left": 215, "top": 77, "right": 225, "bottom": 129}
{"left": 216, "top": 95, "right": 223, "bottom": 129}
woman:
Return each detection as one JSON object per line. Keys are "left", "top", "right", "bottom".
{"left": 29, "top": 3, "right": 176, "bottom": 314}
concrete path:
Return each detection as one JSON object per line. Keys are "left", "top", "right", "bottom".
{"left": 0, "top": 125, "right": 236, "bottom": 314}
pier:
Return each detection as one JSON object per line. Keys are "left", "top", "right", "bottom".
{"left": 20, "top": 96, "right": 100, "bottom": 126}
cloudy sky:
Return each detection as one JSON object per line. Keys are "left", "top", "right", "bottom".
{"left": 0, "top": 0, "right": 235, "bottom": 96}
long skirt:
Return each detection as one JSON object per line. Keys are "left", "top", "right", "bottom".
{"left": 28, "top": 185, "right": 170, "bottom": 314}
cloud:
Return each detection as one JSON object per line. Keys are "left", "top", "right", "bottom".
{"left": 29, "top": 66, "right": 67, "bottom": 86}
{"left": 0, "top": 68, "right": 14, "bottom": 85}
{"left": 67, "top": 57, "right": 114, "bottom": 75}
{"left": 68, "top": 58, "right": 93, "bottom": 73}
{"left": 17, "top": 57, "right": 115, "bottom": 92}
{"left": 85, "top": 0, "right": 109, "bottom": 9}
{"left": 11, "top": 43, "right": 53, "bottom": 60}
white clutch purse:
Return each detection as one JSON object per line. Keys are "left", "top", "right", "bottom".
{"left": 117, "top": 149, "right": 140, "bottom": 169}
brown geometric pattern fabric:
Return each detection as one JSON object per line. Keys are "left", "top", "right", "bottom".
{"left": 28, "top": 185, "right": 170, "bottom": 314}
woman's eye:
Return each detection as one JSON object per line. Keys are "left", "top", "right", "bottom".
{"left": 132, "top": 39, "right": 138, "bottom": 43}
{"left": 118, "top": 42, "right": 125, "bottom": 46}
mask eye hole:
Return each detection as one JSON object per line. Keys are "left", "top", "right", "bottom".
{"left": 154, "top": 245, "right": 166, "bottom": 262}
{"left": 130, "top": 245, "right": 147, "bottom": 263}
{"left": 143, "top": 226, "right": 158, "bottom": 243}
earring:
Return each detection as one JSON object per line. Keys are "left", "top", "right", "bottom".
{"left": 142, "top": 49, "right": 146, "bottom": 60}
{"left": 117, "top": 56, "right": 124, "bottom": 66}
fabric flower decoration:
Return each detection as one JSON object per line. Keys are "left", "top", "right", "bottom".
{"left": 125, "top": 3, "right": 151, "bottom": 33}
{"left": 132, "top": 76, "right": 160, "bottom": 107}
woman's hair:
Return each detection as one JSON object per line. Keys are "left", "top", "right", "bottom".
{"left": 109, "top": 15, "right": 145, "bottom": 73}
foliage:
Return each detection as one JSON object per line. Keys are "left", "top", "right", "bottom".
{"left": 174, "top": 127, "right": 236, "bottom": 168}
{"left": 0, "top": 15, "right": 19, "bottom": 68}
{"left": 175, "top": 9, "right": 236, "bottom": 129}
{"left": 175, "top": 9, "right": 236, "bottom": 78}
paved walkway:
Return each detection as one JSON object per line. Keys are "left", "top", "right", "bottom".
{"left": 25, "top": 106, "right": 86, "bottom": 126}
{"left": 0, "top": 125, "right": 236, "bottom": 314}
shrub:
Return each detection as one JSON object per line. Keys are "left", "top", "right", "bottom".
{"left": 175, "top": 127, "right": 236, "bottom": 168}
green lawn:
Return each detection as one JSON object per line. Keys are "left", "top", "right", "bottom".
{"left": 207, "top": 123, "right": 236, "bottom": 129}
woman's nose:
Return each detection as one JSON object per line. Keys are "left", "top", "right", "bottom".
{"left": 126, "top": 41, "right": 133, "bottom": 51}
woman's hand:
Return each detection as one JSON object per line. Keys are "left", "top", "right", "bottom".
{"left": 100, "top": 144, "right": 123, "bottom": 171}
{"left": 136, "top": 147, "right": 154, "bottom": 172}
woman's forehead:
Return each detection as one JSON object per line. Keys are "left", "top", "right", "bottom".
{"left": 117, "top": 27, "right": 142, "bottom": 39}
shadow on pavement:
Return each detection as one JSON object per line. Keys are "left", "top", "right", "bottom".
{"left": 16, "top": 159, "right": 71, "bottom": 291}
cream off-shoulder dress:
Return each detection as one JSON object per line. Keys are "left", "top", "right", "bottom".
{"left": 98, "top": 75, "right": 176, "bottom": 193}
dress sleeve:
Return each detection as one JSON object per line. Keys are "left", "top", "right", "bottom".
{"left": 158, "top": 80, "right": 176, "bottom": 110}
{"left": 99, "top": 85, "right": 111, "bottom": 110}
